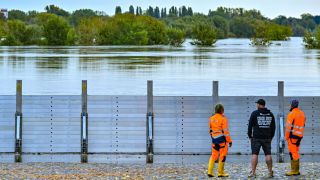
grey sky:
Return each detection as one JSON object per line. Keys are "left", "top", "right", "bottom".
{"left": 1, "top": 0, "right": 320, "bottom": 18}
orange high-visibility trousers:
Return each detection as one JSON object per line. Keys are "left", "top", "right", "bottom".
{"left": 210, "top": 142, "right": 229, "bottom": 162}
{"left": 287, "top": 138, "right": 301, "bottom": 160}
{"left": 285, "top": 108, "right": 305, "bottom": 161}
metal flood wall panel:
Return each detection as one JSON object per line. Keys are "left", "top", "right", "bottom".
{"left": 88, "top": 95, "right": 147, "bottom": 153}
{"left": 284, "top": 97, "right": 320, "bottom": 154}
{"left": 22, "top": 95, "right": 81, "bottom": 153}
{"left": 153, "top": 96, "right": 280, "bottom": 155}
{"left": 0, "top": 96, "right": 15, "bottom": 153}
{"left": 221, "top": 96, "right": 279, "bottom": 154}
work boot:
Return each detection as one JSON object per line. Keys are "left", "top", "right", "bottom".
{"left": 207, "top": 159, "right": 215, "bottom": 177}
{"left": 285, "top": 160, "right": 300, "bottom": 176}
{"left": 248, "top": 171, "right": 256, "bottom": 178}
{"left": 218, "top": 162, "right": 229, "bottom": 177}
{"left": 268, "top": 171, "right": 274, "bottom": 178}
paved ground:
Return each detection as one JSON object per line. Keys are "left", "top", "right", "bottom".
{"left": 0, "top": 162, "right": 319, "bottom": 179}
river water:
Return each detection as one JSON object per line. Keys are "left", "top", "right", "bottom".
{"left": 0, "top": 37, "right": 319, "bottom": 95}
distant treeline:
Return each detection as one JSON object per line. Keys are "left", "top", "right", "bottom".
{"left": 0, "top": 5, "right": 319, "bottom": 47}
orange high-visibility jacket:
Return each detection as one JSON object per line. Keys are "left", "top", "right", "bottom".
{"left": 209, "top": 113, "right": 232, "bottom": 143}
{"left": 285, "top": 108, "right": 306, "bottom": 140}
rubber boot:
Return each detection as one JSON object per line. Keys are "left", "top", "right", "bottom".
{"left": 207, "top": 159, "right": 215, "bottom": 177}
{"left": 218, "top": 162, "right": 229, "bottom": 177}
{"left": 285, "top": 160, "right": 300, "bottom": 176}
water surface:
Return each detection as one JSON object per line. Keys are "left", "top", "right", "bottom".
{"left": 0, "top": 37, "right": 319, "bottom": 96}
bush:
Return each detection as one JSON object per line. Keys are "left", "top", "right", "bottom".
{"left": 250, "top": 22, "right": 292, "bottom": 46}
{"left": 2, "top": 20, "right": 27, "bottom": 45}
{"left": 303, "top": 26, "right": 320, "bottom": 49}
{"left": 98, "top": 13, "right": 167, "bottom": 45}
{"left": 166, "top": 28, "right": 185, "bottom": 46}
{"left": 42, "top": 14, "right": 70, "bottom": 45}
{"left": 191, "top": 23, "right": 217, "bottom": 46}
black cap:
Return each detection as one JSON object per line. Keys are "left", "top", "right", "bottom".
{"left": 255, "top": 99, "right": 266, "bottom": 106}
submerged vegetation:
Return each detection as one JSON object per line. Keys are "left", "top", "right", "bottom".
{"left": 0, "top": 5, "right": 319, "bottom": 46}
{"left": 303, "top": 26, "right": 320, "bottom": 49}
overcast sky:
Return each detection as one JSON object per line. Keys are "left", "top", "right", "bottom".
{"left": 1, "top": 0, "right": 320, "bottom": 18}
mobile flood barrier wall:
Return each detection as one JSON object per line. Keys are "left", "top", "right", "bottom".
{"left": 0, "top": 80, "right": 319, "bottom": 163}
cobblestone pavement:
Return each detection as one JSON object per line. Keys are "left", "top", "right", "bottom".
{"left": 0, "top": 162, "right": 319, "bottom": 179}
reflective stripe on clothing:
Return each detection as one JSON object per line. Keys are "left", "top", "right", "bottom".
{"left": 286, "top": 130, "right": 303, "bottom": 135}
{"left": 209, "top": 113, "right": 232, "bottom": 143}
{"left": 285, "top": 108, "right": 306, "bottom": 139}
{"left": 286, "top": 123, "right": 304, "bottom": 129}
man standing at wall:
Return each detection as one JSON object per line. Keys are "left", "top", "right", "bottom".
{"left": 285, "top": 99, "right": 305, "bottom": 176}
{"left": 247, "top": 99, "right": 276, "bottom": 178}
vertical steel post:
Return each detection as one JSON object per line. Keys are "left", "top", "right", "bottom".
{"left": 15, "top": 80, "right": 22, "bottom": 162}
{"left": 277, "top": 81, "right": 285, "bottom": 163}
{"left": 146, "top": 80, "right": 154, "bottom": 163}
{"left": 212, "top": 81, "right": 219, "bottom": 112}
{"left": 81, "top": 80, "right": 88, "bottom": 163}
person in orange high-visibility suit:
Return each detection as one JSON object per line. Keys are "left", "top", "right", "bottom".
{"left": 285, "top": 99, "right": 306, "bottom": 176}
{"left": 207, "top": 104, "right": 232, "bottom": 177}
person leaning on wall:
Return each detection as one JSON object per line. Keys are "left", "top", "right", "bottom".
{"left": 207, "top": 103, "right": 232, "bottom": 177}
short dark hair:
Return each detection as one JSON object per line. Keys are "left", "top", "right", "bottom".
{"left": 215, "top": 104, "right": 224, "bottom": 114}
{"left": 255, "top": 99, "right": 266, "bottom": 106}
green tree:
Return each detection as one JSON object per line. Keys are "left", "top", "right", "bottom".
{"left": 76, "top": 17, "right": 107, "bottom": 45}
{"left": 169, "top": 6, "right": 178, "bottom": 17}
{"left": 8, "top": 10, "right": 27, "bottom": 21}
{"left": 210, "top": 15, "right": 228, "bottom": 38}
{"left": 2, "top": 20, "right": 28, "bottom": 45}
{"left": 45, "top": 5, "right": 69, "bottom": 17}
{"left": 67, "top": 28, "right": 77, "bottom": 45}
{"left": 147, "top": 6, "right": 154, "bottom": 17}
{"left": 42, "top": 15, "right": 70, "bottom": 45}
{"left": 303, "top": 26, "right": 320, "bottom": 49}
{"left": 70, "top": 9, "right": 97, "bottom": 26}
{"left": 115, "top": 6, "right": 122, "bottom": 15}
{"left": 250, "top": 22, "right": 271, "bottom": 46}
{"left": 229, "top": 17, "right": 255, "bottom": 37}
{"left": 191, "top": 23, "right": 217, "bottom": 46}
{"left": 167, "top": 28, "right": 186, "bottom": 46}
{"left": 154, "top": 7, "right": 160, "bottom": 18}
{"left": 136, "top": 7, "right": 140, "bottom": 15}
{"left": 187, "top": 7, "right": 193, "bottom": 16}
{"left": 0, "top": 20, "right": 7, "bottom": 39}
{"left": 181, "top": 6, "right": 188, "bottom": 17}
{"left": 24, "top": 24, "right": 42, "bottom": 45}
{"left": 98, "top": 14, "right": 166, "bottom": 45}
{"left": 129, "top": 5, "right": 135, "bottom": 14}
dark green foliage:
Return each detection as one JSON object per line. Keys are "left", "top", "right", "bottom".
{"left": 229, "top": 17, "right": 255, "bottom": 38}
{"left": 8, "top": 10, "right": 27, "bottom": 21}
{"left": 45, "top": 5, "right": 69, "bottom": 17}
{"left": 70, "top": 9, "right": 97, "bottom": 26}
{"left": 42, "top": 15, "right": 70, "bottom": 45}
{"left": 115, "top": 6, "right": 122, "bottom": 15}
{"left": 129, "top": 6, "right": 135, "bottom": 14}
{"left": 1, "top": 4, "right": 320, "bottom": 46}
{"left": 2, "top": 20, "right": 28, "bottom": 45}
{"left": 98, "top": 14, "right": 166, "bottom": 45}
